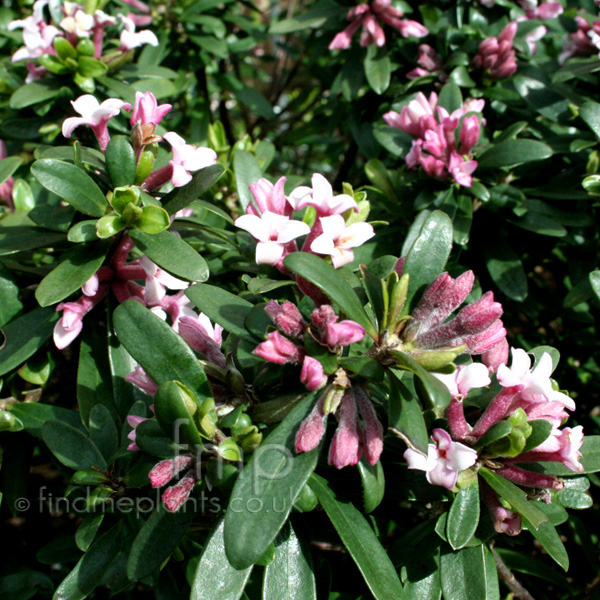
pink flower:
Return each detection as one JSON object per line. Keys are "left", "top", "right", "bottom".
{"left": 448, "top": 153, "right": 478, "bottom": 187}
{"left": 178, "top": 314, "right": 226, "bottom": 368}
{"left": 384, "top": 91, "right": 438, "bottom": 138}
{"left": 264, "top": 300, "right": 306, "bottom": 339}
{"left": 407, "top": 44, "right": 445, "bottom": 80}
{"left": 62, "top": 95, "right": 132, "bottom": 152}
{"left": 125, "top": 365, "right": 159, "bottom": 396}
{"left": 126, "top": 415, "right": 148, "bottom": 451}
{"left": 130, "top": 91, "right": 172, "bottom": 127}
{"left": 434, "top": 363, "right": 491, "bottom": 399}
{"left": 60, "top": 7, "right": 94, "bottom": 38}
{"left": 355, "top": 386, "right": 384, "bottom": 465}
{"left": 325, "top": 319, "right": 366, "bottom": 347}
{"left": 163, "top": 132, "right": 217, "bottom": 187}
{"left": 149, "top": 455, "right": 194, "bottom": 488}
{"left": 328, "top": 390, "right": 362, "bottom": 469}
{"left": 0, "top": 140, "right": 15, "bottom": 207}
{"left": 310, "top": 215, "right": 375, "bottom": 268}
{"left": 404, "top": 428, "right": 478, "bottom": 490}
{"left": 295, "top": 393, "right": 327, "bottom": 452}
{"left": 235, "top": 211, "right": 310, "bottom": 266}
{"left": 482, "top": 338, "right": 509, "bottom": 373}
{"left": 118, "top": 14, "right": 158, "bottom": 49}
{"left": 474, "top": 22, "right": 518, "bottom": 79}
{"left": 139, "top": 256, "right": 189, "bottom": 305}
{"left": 254, "top": 331, "right": 305, "bottom": 365}
{"left": 162, "top": 471, "right": 196, "bottom": 512}
{"left": 288, "top": 173, "right": 358, "bottom": 216}
{"left": 300, "top": 356, "right": 328, "bottom": 391}
{"left": 247, "top": 176, "right": 292, "bottom": 217}
{"left": 497, "top": 348, "right": 575, "bottom": 410}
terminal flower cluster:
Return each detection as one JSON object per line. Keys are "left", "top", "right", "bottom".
{"left": 384, "top": 92, "right": 484, "bottom": 187}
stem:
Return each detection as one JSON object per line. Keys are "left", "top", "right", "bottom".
{"left": 491, "top": 547, "right": 535, "bottom": 600}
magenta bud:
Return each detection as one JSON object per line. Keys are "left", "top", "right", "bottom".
{"left": 326, "top": 319, "right": 365, "bottom": 347}
{"left": 311, "top": 305, "right": 337, "bottom": 334}
{"left": 499, "top": 21, "right": 518, "bottom": 43}
{"left": 295, "top": 394, "right": 327, "bottom": 452}
{"left": 301, "top": 356, "right": 328, "bottom": 391}
{"left": 125, "top": 365, "right": 159, "bottom": 397}
{"left": 459, "top": 115, "right": 480, "bottom": 154}
{"left": 162, "top": 471, "right": 196, "bottom": 512}
{"left": 179, "top": 316, "right": 226, "bottom": 368}
{"left": 149, "top": 455, "right": 194, "bottom": 488}
{"left": 497, "top": 465, "right": 563, "bottom": 490}
{"left": 253, "top": 331, "right": 305, "bottom": 365}
{"left": 328, "top": 391, "right": 362, "bottom": 469}
{"left": 265, "top": 300, "right": 306, "bottom": 339}
{"left": 482, "top": 338, "right": 509, "bottom": 373}
{"left": 354, "top": 387, "right": 384, "bottom": 465}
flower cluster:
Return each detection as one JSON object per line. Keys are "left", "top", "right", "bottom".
{"left": 559, "top": 14, "right": 600, "bottom": 64}
{"left": 384, "top": 92, "right": 484, "bottom": 187}
{"left": 8, "top": 0, "right": 157, "bottom": 83}
{"left": 405, "top": 348, "right": 584, "bottom": 536}
{"left": 474, "top": 22, "right": 518, "bottom": 79}
{"left": 235, "top": 173, "right": 375, "bottom": 270}
{"left": 329, "top": 0, "right": 428, "bottom": 50}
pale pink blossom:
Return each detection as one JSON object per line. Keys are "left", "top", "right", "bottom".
{"left": 10, "top": 20, "right": 61, "bottom": 63}
{"left": 130, "top": 91, "right": 172, "bottom": 127}
{"left": 434, "top": 363, "right": 491, "bottom": 399}
{"left": 178, "top": 314, "right": 226, "bottom": 368}
{"left": 62, "top": 95, "right": 132, "bottom": 152}
{"left": 288, "top": 173, "right": 358, "bottom": 216}
{"left": 247, "top": 176, "right": 292, "bottom": 217}
{"left": 300, "top": 356, "right": 328, "bottom": 391}
{"left": 524, "top": 25, "right": 547, "bottom": 56}
{"left": 310, "top": 214, "right": 375, "bottom": 268}
{"left": 60, "top": 5, "right": 95, "bottom": 38}
{"left": 325, "top": 319, "right": 365, "bottom": 347}
{"left": 254, "top": 331, "right": 305, "bottom": 365}
{"left": 235, "top": 211, "right": 310, "bottom": 266}
{"left": 139, "top": 256, "right": 188, "bottom": 306}
{"left": 163, "top": 132, "right": 217, "bottom": 187}
{"left": 474, "top": 22, "right": 518, "bottom": 79}
{"left": 497, "top": 348, "right": 575, "bottom": 409}
{"left": 295, "top": 393, "right": 327, "bottom": 452}
{"left": 448, "top": 153, "right": 478, "bottom": 187}
{"left": 125, "top": 365, "right": 159, "bottom": 396}
{"left": 126, "top": 415, "right": 148, "bottom": 451}
{"left": 118, "top": 14, "right": 158, "bottom": 49}
{"left": 406, "top": 44, "right": 445, "bottom": 80}
{"left": 404, "top": 428, "right": 478, "bottom": 490}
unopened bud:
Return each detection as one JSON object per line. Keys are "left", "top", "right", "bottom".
{"left": 410, "top": 345, "right": 466, "bottom": 370}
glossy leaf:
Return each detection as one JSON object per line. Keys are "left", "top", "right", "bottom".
{"left": 162, "top": 163, "right": 225, "bottom": 215}
{"left": 89, "top": 404, "right": 118, "bottom": 462}
{"left": 440, "top": 544, "right": 488, "bottom": 600}
{"left": 483, "top": 239, "right": 527, "bottom": 302}
{"left": 7, "top": 403, "right": 84, "bottom": 439}
{"left": 105, "top": 135, "right": 136, "bottom": 187}
{"left": 224, "top": 393, "right": 322, "bottom": 570}
{"left": 113, "top": 300, "right": 212, "bottom": 398}
{"left": 364, "top": 45, "right": 390, "bottom": 95}
{"left": 358, "top": 457, "right": 385, "bottom": 513}
{"left": 283, "top": 253, "right": 377, "bottom": 338}
{"left": 135, "top": 205, "right": 170, "bottom": 233}
{"left": 0, "top": 226, "right": 66, "bottom": 256}
{"left": 31, "top": 159, "right": 108, "bottom": 217}
{"left": 185, "top": 283, "right": 254, "bottom": 341}
{"left": 0, "top": 156, "right": 22, "bottom": 185}
{"left": 192, "top": 518, "right": 252, "bottom": 600}
{"left": 477, "top": 139, "right": 553, "bottom": 170}
{"left": 42, "top": 420, "right": 107, "bottom": 471}
{"left": 0, "top": 264, "right": 23, "bottom": 328}
{"left": 522, "top": 513, "right": 569, "bottom": 570}
{"left": 580, "top": 101, "right": 600, "bottom": 138}
{"left": 309, "top": 474, "right": 404, "bottom": 600}
{"left": 0, "top": 307, "right": 59, "bottom": 376}
{"left": 262, "top": 522, "right": 316, "bottom": 600}
{"left": 447, "top": 477, "right": 480, "bottom": 550}
{"left": 129, "top": 229, "right": 209, "bottom": 282}
{"left": 233, "top": 150, "right": 263, "bottom": 212}
{"left": 35, "top": 242, "right": 109, "bottom": 307}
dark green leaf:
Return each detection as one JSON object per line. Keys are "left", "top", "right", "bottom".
{"left": 233, "top": 150, "right": 263, "bottom": 212}
{"left": 309, "top": 474, "right": 404, "bottom": 600}
{"left": 0, "top": 264, "right": 22, "bottom": 328}
{"left": 31, "top": 159, "right": 108, "bottom": 217}
{"left": 113, "top": 300, "right": 212, "bottom": 398}
{"left": 35, "top": 242, "right": 109, "bottom": 307}
{"left": 105, "top": 136, "right": 136, "bottom": 188}
{"left": 29, "top": 204, "right": 75, "bottom": 232}
{"left": 337, "top": 356, "right": 384, "bottom": 382}
{"left": 262, "top": 522, "right": 316, "bottom": 600}
{"left": 440, "top": 544, "right": 488, "bottom": 600}
{"left": 127, "top": 504, "right": 191, "bottom": 581}
{"left": 0, "top": 307, "right": 59, "bottom": 376}
{"left": 7, "top": 403, "right": 84, "bottom": 439}
{"left": 0, "top": 226, "right": 66, "bottom": 256}
{"left": 283, "top": 253, "right": 376, "bottom": 338}
{"left": 494, "top": 548, "right": 571, "bottom": 589}
{"left": 522, "top": 420, "right": 553, "bottom": 453}
{"left": 185, "top": 283, "right": 254, "bottom": 341}
{"left": 484, "top": 240, "right": 528, "bottom": 301}
{"left": 447, "top": 478, "right": 480, "bottom": 550}
{"left": 10, "top": 81, "right": 66, "bottom": 109}
{"left": 0, "top": 157, "right": 22, "bottom": 185}
{"left": 269, "top": 3, "right": 345, "bottom": 33}
{"left": 438, "top": 82, "right": 463, "bottom": 113}
{"left": 192, "top": 518, "right": 252, "bottom": 600}
{"left": 89, "top": 404, "right": 118, "bottom": 462}
{"left": 129, "top": 229, "right": 209, "bottom": 282}
{"left": 580, "top": 101, "right": 600, "bottom": 138}
{"left": 357, "top": 457, "right": 385, "bottom": 513}
{"left": 522, "top": 514, "right": 568, "bottom": 570}
{"left": 162, "top": 164, "right": 225, "bottom": 215}
{"left": 364, "top": 45, "right": 390, "bottom": 95}
{"left": 224, "top": 393, "right": 323, "bottom": 570}
{"left": 477, "top": 140, "right": 553, "bottom": 170}
{"left": 42, "top": 420, "right": 107, "bottom": 471}
{"left": 75, "top": 514, "right": 104, "bottom": 552}
{"left": 402, "top": 210, "right": 453, "bottom": 308}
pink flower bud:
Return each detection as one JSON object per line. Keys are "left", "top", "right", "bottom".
{"left": 301, "top": 357, "right": 328, "bottom": 391}
{"left": 254, "top": 331, "right": 305, "bottom": 365}
{"left": 265, "top": 300, "right": 306, "bottom": 339}
{"left": 355, "top": 387, "right": 384, "bottom": 465}
{"left": 125, "top": 365, "right": 159, "bottom": 396}
{"left": 459, "top": 115, "right": 480, "bottom": 154}
{"left": 499, "top": 21, "right": 518, "bottom": 43}
{"left": 482, "top": 338, "right": 509, "bottom": 373}
{"left": 149, "top": 455, "right": 194, "bottom": 488}
{"left": 162, "top": 471, "right": 196, "bottom": 512}
{"left": 295, "top": 394, "right": 327, "bottom": 452}
{"left": 178, "top": 315, "right": 226, "bottom": 368}
{"left": 326, "top": 319, "right": 365, "bottom": 347}
{"left": 328, "top": 391, "right": 362, "bottom": 469}
{"left": 247, "top": 176, "right": 291, "bottom": 217}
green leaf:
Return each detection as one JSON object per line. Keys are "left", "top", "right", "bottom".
{"left": 220, "top": 73, "right": 275, "bottom": 120}
{"left": 31, "top": 159, "right": 108, "bottom": 217}
{"left": 127, "top": 504, "right": 191, "bottom": 581}
{"left": 522, "top": 514, "right": 569, "bottom": 570}
{"left": 162, "top": 164, "right": 225, "bottom": 215}
{"left": 440, "top": 544, "right": 488, "bottom": 600}
{"left": 0, "top": 226, "right": 66, "bottom": 256}
{"left": 29, "top": 204, "right": 75, "bottom": 231}
{"left": 438, "top": 82, "right": 463, "bottom": 113}
{"left": 185, "top": 283, "right": 254, "bottom": 341}
{"left": 135, "top": 418, "right": 181, "bottom": 457}
{"left": 224, "top": 393, "right": 323, "bottom": 570}
{"left": 402, "top": 210, "right": 453, "bottom": 308}
{"left": 476, "top": 140, "right": 553, "bottom": 170}
{"left": 283, "top": 253, "right": 377, "bottom": 338}
{"left": 96, "top": 214, "right": 126, "bottom": 238}
{"left": 389, "top": 353, "right": 451, "bottom": 412}
{"left": 364, "top": 45, "right": 390, "bottom": 95}
{"left": 75, "top": 514, "right": 104, "bottom": 552}
{"left": 42, "top": 420, "right": 107, "bottom": 471}
{"left": 10, "top": 81, "right": 66, "bottom": 109}
{"left": 483, "top": 545, "right": 500, "bottom": 600}
{"left": 190, "top": 35, "right": 229, "bottom": 59}
{"left": 233, "top": 150, "right": 263, "bottom": 212}
{"left": 494, "top": 548, "right": 571, "bottom": 590}
{"left": 105, "top": 136, "right": 136, "bottom": 188}
{"left": 262, "top": 521, "right": 316, "bottom": 600}
{"left": 269, "top": 3, "right": 345, "bottom": 33}
{"left": 53, "top": 523, "right": 121, "bottom": 600}
{"left": 192, "top": 518, "right": 252, "bottom": 600}
{"left": 589, "top": 270, "right": 600, "bottom": 303}
{"left": 77, "top": 56, "right": 108, "bottom": 78}
{"left": 522, "top": 420, "right": 553, "bottom": 453}
{"left": 35, "top": 242, "right": 109, "bottom": 307}
{"left": 309, "top": 474, "right": 404, "bottom": 600}
{"left": 484, "top": 241, "right": 528, "bottom": 302}
{"left": 0, "top": 307, "right": 59, "bottom": 376}
{"left": 113, "top": 300, "right": 212, "bottom": 398}
{"left": 129, "top": 229, "right": 209, "bottom": 282}
{"left": 7, "top": 403, "right": 84, "bottom": 439}
{"left": 338, "top": 356, "right": 384, "bottom": 382}
{"left": 388, "top": 372, "right": 429, "bottom": 453}
{"left": 580, "top": 101, "right": 600, "bottom": 138}
{"left": 89, "top": 404, "right": 118, "bottom": 462}
{"left": 0, "top": 157, "right": 23, "bottom": 186}
{"left": 0, "top": 264, "right": 23, "bottom": 328}
{"left": 68, "top": 221, "right": 99, "bottom": 243}
{"left": 357, "top": 457, "right": 385, "bottom": 513}
{"left": 479, "top": 468, "right": 547, "bottom": 529}
{"left": 447, "top": 478, "right": 480, "bottom": 550}
{"left": 135, "top": 205, "right": 170, "bottom": 233}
